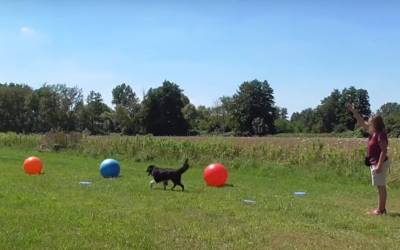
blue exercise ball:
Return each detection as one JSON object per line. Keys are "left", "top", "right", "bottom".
{"left": 99, "top": 159, "right": 120, "bottom": 178}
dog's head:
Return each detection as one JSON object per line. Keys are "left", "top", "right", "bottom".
{"left": 146, "top": 165, "right": 155, "bottom": 176}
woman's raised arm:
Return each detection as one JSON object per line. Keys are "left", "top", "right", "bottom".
{"left": 347, "top": 103, "right": 369, "bottom": 131}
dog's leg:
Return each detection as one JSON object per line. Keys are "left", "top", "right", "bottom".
{"left": 171, "top": 183, "right": 177, "bottom": 191}
{"left": 150, "top": 180, "right": 156, "bottom": 189}
{"left": 163, "top": 181, "right": 168, "bottom": 190}
{"left": 175, "top": 177, "right": 184, "bottom": 191}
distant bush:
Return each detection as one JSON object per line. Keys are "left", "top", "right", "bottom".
{"left": 275, "top": 119, "right": 294, "bottom": 133}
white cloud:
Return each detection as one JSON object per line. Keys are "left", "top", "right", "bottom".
{"left": 20, "top": 26, "right": 35, "bottom": 36}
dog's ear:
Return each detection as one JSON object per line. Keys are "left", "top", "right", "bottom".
{"left": 146, "top": 165, "right": 154, "bottom": 175}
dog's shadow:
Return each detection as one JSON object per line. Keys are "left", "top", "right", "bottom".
{"left": 150, "top": 188, "right": 192, "bottom": 193}
{"left": 149, "top": 184, "right": 236, "bottom": 194}
{"left": 149, "top": 184, "right": 185, "bottom": 192}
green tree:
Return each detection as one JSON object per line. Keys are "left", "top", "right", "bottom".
{"left": 292, "top": 86, "right": 371, "bottom": 133}
{"left": 231, "top": 80, "right": 276, "bottom": 135}
{"left": 219, "top": 96, "right": 235, "bottom": 129}
{"left": 52, "top": 84, "right": 84, "bottom": 131}
{"left": 275, "top": 119, "right": 293, "bottom": 133}
{"left": 140, "top": 81, "right": 189, "bottom": 135}
{"left": 196, "top": 105, "right": 212, "bottom": 132}
{"left": 315, "top": 89, "right": 341, "bottom": 133}
{"left": 112, "top": 83, "right": 140, "bottom": 134}
{"left": 274, "top": 107, "right": 292, "bottom": 133}
{"left": 0, "top": 83, "right": 33, "bottom": 133}
{"left": 290, "top": 108, "right": 318, "bottom": 133}
{"left": 276, "top": 107, "right": 288, "bottom": 120}
{"left": 182, "top": 103, "right": 198, "bottom": 130}
{"left": 338, "top": 87, "right": 371, "bottom": 130}
{"left": 84, "top": 91, "right": 111, "bottom": 134}
{"left": 204, "top": 97, "right": 234, "bottom": 134}
{"left": 24, "top": 89, "right": 40, "bottom": 132}
{"left": 35, "top": 85, "right": 61, "bottom": 132}
{"left": 378, "top": 103, "right": 400, "bottom": 137}
{"left": 112, "top": 83, "right": 140, "bottom": 114}
{"left": 378, "top": 102, "right": 400, "bottom": 117}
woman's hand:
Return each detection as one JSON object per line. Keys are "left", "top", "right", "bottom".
{"left": 346, "top": 103, "right": 356, "bottom": 113}
{"left": 374, "top": 165, "right": 383, "bottom": 174}
{"left": 375, "top": 136, "right": 388, "bottom": 175}
{"left": 346, "top": 103, "right": 369, "bottom": 131}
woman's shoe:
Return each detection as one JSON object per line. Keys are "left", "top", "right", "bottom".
{"left": 369, "top": 209, "right": 387, "bottom": 216}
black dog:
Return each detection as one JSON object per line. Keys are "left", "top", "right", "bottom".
{"left": 146, "top": 159, "right": 189, "bottom": 191}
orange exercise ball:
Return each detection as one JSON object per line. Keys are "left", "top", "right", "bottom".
{"left": 23, "top": 156, "right": 43, "bottom": 175}
{"left": 204, "top": 163, "right": 228, "bottom": 187}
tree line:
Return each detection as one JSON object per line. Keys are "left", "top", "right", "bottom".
{"left": 0, "top": 81, "right": 399, "bottom": 137}
{"left": 290, "top": 87, "right": 400, "bottom": 137}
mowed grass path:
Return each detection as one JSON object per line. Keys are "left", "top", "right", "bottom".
{"left": 1, "top": 148, "right": 400, "bottom": 249}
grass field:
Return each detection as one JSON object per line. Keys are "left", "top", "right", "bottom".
{"left": 1, "top": 145, "right": 400, "bottom": 250}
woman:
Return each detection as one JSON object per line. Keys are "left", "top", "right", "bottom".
{"left": 348, "top": 104, "right": 390, "bottom": 216}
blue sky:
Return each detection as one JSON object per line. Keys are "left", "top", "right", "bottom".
{"left": 0, "top": 0, "right": 399, "bottom": 115}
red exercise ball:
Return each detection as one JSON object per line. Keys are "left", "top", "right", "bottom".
{"left": 204, "top": 163, "right": 228, "bottom": 187}
{"left": 23, "top": 156, "right": 43, "bottom": 175}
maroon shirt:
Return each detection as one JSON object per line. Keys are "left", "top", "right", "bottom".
{"left": 368, "top": 132, "right": 388, "bottom": 165}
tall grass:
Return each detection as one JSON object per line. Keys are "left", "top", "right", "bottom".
{"left": 75, "top": 136, "right": 370, "bottom": 176}
{"left": 1, "top": 132, "right": 399, "bottom": 179}
{"left": 77, "top": 135, "right": 400, "bottom": 186}
{"left": 0, "top": 133, "right": 41, "bottom": 148}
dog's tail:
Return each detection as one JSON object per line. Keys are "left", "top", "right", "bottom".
{"left": 177, "top": 159, "right": 189, "bottom": 174}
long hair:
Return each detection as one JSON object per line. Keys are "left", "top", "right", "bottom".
{"left": 370, "top": 115, "right": 385, "bottom": 133}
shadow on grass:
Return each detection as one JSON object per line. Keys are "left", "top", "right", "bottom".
{"left": 149, "top": 186, "right": 186, "bottom": 192}
{"left": 149, "top": 183, "right": 236, "bottom": 194}
{"left": 102, "top": 176, "right": 123, "bottom": 179}
{"left": 388, "top": 213, "right": 400, "bottom": 218}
